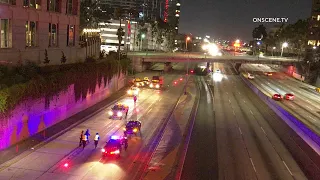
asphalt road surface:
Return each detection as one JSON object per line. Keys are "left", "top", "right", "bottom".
{"left": 240, "top": 64, "right": 320, "bottom": 136}
{"left": 181, "top": 63, "right": 307, "bottom": 180}
{"left": 0, "top": 64, "right": 189, "bottom": 180}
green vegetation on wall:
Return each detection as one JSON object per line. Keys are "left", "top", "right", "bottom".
{"left": 0, "top": 56, "right": 131, "bottom": 116}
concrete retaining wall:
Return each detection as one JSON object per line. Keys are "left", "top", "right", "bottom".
{"left": 240, "top": 74, "right": 320, "bottom": 153}
{"left": 0, "top": 73, "right": 127, "bottom": 150}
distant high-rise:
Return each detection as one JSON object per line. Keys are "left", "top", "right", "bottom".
{"left": 308, "top": 0, "right": 320, "bottom": 47}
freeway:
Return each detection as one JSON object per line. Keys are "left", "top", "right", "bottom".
{"left": 0, "top": 64, "right": 189, "bottom": 180}
{"left": 181, "top": 63, "right": 307, "bottom": 180}
{"left": 240, "top": 64, "right": 320, "bottom": 137}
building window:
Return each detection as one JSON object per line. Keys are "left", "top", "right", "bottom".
{"left": 26, "top": 21, "right": 37, "bottom": 47}
{"left": 67, "top": 25, "right": 75, "bottom": 46}
{"left": 47, "top": 0, "right": 60, "bottom": 12}
{"left": 23, "top": 0, "right": 41, "bottom": 8}
{"left": 0, "top": 0, "right": 16, "bottom": 5}
{"left": 0, "top": 19, "right": 11, "bottom": 48}
{"left": 308, "top": 40, "right": 316, "bottom": 46}
{"left": 49, "top": 23, "right": 58, "bottom": 46}
{"left": 66, "top": 0, "right": 72, "bottom": 14}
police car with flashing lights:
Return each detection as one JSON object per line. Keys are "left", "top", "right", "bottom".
{"left": 123, "top": 120, "right": 141, "bottom": 136}
{"left": 108, "top": 103, "right": 129, "bottom": 119}
{"left": 101, "top": 136, "right": 127, "bottom": 158}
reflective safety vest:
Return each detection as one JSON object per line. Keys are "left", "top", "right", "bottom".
{"left": 94, "top": 134, "right": 100, "bottom": 141}
{"left": 81, "top": 134, "right": 87, "bottom": 141}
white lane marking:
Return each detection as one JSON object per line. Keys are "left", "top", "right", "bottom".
{"left": 250, "top": 110, "right": 253, "bottom": 115}
{"left": 250, "top": 158, "right": 257, "bottom": 172}
{"left": 158, "top": 97, "right": 162, "bottom": 101}
{"left": 283, "top": 161, "right": 293, "bottom": 176}
{"left": 147, "top": 108, "right": 152, "bottom": 114}
{"left": 261, "top": 127, "right": 266, "bottom": 135}
{"left": 309, "top": 116, "right": 317, "bottom": 122}
{"left": 239, "top": 127, "right": 242, "bottom": 135}
{"left": 239, "top": 92, "right": 241, "bottom": 94}
{"left": 306, "top": 106, "right": 313, "bottom": 110}
{"left": 233, "top": 110, "right": 235, "bottom": 115}
{"left": 244, "top": 100, "right": 246, "bottom": 103}
{"left": 229, "top": 99, "right": 231, "bottom": 103}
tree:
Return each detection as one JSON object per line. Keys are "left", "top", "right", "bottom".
{"left": 114, "top": 8, "right": 125, "bottom": 59}
{"left": 252, "top": 24, "right": 267, "bottom": 40}
{"left": 80, "top": 0, "right": 111, "bottom": 30}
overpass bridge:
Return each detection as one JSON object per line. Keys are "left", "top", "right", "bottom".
{"left": 127, "top": 52, "right": 299, "bottom": 72}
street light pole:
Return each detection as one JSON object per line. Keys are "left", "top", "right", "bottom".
{"left": 186, "top": 36, "right": 190, "bottom": 51}
{"left": 281, "top": 42, "right": 288, "bottom": 57}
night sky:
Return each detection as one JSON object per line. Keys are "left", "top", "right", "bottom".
{"left": 179, "top": 0, "right": 312, "bottom": 41}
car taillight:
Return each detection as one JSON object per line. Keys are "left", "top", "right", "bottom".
{"left": 111, "top": 150, "right": 120, "bottom": 154}
{"left": 101, "top": 149, "right": 106, "bottom": 152}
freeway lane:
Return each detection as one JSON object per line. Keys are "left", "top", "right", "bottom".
{"left": 240, "top": 64, "right": 320, "bottom": 135}
{"left": 180, "top": 77, "right": 218, "bottom": 180}
{"left": 181, "top": 63, "right": 306, "bottom": 180}
{"left": 0, "top": 64, "right": 188, "bottom": 180}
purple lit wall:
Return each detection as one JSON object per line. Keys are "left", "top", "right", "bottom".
{"left": 0, "top": 74, "right": 126, "bottom": 150}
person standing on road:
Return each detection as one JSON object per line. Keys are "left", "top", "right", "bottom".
{"left": 94, "top": 133, "right": 100, "bottom": 149}
{"left": 82, "top": 132, "right": 87, "bottom": 149}
{"left": 79, "top": 130, "right": 84, "bottom": 147}
{"left": 85, "top": 129, "right": 90, "bottom": 143}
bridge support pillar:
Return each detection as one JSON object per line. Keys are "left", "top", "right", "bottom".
{"left": 233, "top": 63, "right": 242, "bottom": 74}
{"left": 164, "top": 62, "right": 173, "bottom": 72}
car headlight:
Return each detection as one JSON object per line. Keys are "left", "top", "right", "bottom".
{"left": 127, "top": 90, "right": 131, "bottom": 94}
{"left": 101, "top": 149, "right": 106, "bottom": 152}
{"left": 108, "top": 111, "right": 113, "bottom": 116}
{"left": 136, "top": 83, "right": 139, "bottom": 86}
{"left": 156, "top": 84, "right": 160, "bottom": 88}
{"left": 133, "top": 128, "right": 138, "bottom": 132}
{"left": 150, "top": 84, "right": 153, "bottom": 88}
{"left": 123, "top": 127, "right": 126, "bottom": 131}
{"left": 117, "top": 112, "right": 123, "bottom": 117}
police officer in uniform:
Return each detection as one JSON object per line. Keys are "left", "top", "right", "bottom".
{"left": 94, "top": 133, "right": 100, "bottom": 149}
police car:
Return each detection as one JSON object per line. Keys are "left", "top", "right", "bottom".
{"left": 123, "top": 120, "right": 142, "bottom": 136}
{"left": 101, "top": 136, "right": 127, "bottom": 158}
{"left": 108, "top": 103, "right": 129, "bottom": 119}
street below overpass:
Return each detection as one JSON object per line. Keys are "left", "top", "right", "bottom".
{"left": 180, "top": 63, "right": 314, "bottom": 180}
{"left": 0, "top": 63, "right": 193, "bottom": 180}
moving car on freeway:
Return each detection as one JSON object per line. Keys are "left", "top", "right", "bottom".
{"left": 247, "top": 73, "right": 254, "bottom": 79}
{"left": 264, "top": 72, "right": 273, "bottom": 76}
{"left": 101, "top": 136, "right": 127, "bottom": 158}
{"left": 127, "top": 86, "right": 139, "bottom": 96}
{"left": 123, "top": 120, "right": 142, "bottom": 136}
{"left": 272, "top": 94, "right": 282, "bottom": 101}
{"left": 284, "top": 93, "right": 295, "bottom": 100}
{"left": 108, "top": 103, "right": 129, "bottom": 119}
